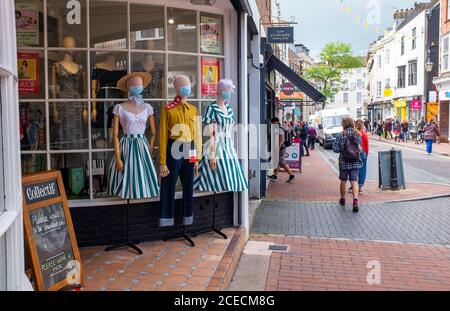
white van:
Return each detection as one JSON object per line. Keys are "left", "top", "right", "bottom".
{"left": 317, "top": 108, "right": 351, "bottom": 149}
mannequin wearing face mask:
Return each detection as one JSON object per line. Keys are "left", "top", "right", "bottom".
{"left": 159, "top": 75, "right": 202, "bottom": 227}
{"left": 194, "top": 79, "right": 248, "bottom": 192}
{"left": 106, "top": 72, "right": 159, "bottom": 199}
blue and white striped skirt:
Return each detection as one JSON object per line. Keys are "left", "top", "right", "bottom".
{"left": 107, "top": 134, "right": 159, "bottom": 199}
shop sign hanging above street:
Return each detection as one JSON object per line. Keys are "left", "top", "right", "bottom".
{"left": 267, "top": 26, "right": 294, "bottom": 44}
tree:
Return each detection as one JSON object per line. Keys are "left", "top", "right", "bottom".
{"left": 303, "top": 42, "right": 363, "bottom": 108}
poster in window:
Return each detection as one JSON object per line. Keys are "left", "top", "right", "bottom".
{"left": 18, "top": 52, "right": 40, "bottom": 94}
{"left": 200, "top": 16, "right": 221, "bottom": 54}
{"left": 201, "top": 59, "right": 220, "bottom": 96}
{"left": 15, "top": 3, "right": 39, "bottom": 45}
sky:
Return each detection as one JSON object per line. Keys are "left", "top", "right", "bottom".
{"left": 281, "top": 0, "right": 420, "bottom": 59}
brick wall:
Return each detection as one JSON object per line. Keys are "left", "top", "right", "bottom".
{"left": 70, "top": 193, "right": 235, "bottom": 247}
{"left": 441, "top": 0, "right": 450, "bottom": 36}
{"left": 256, "top": 0, "right": 271, "bottom": 32}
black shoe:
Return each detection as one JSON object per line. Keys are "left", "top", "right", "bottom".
{"left": 339, "top": 198, "right": 346, "bottom": 206}
{"left": 353, "top": 201, "right": 359, "bottom": 213}
{"left": 287, "top": 175, "right": 296, "bottom": 183}
{"left": 267, "top": 175, "right": 278, "bottom": 181}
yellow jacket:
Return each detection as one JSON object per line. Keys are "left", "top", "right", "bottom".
{"left": 159, "top": 101, "right": 202, "bottom": 165}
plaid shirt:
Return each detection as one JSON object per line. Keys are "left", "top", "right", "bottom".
{"left": 332, "top": 128, "right": 363, "bottom": 171}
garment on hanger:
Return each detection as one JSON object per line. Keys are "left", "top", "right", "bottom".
{"left": 194, "top": 102, "right": 248, "bottom": 192}
{"left": 91, "top": 68, "right": 127, "bottom": 132}
{"left": 51, "top": 62, "right": 85, "bottom": 150}
{"left": 107, "top": 103, "right": 159, "bottom": 199}
{"left": 132, "top": 63, "right": 164, "bottom": 99}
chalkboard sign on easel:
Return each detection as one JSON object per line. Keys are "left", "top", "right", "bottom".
{"left": 22, "top": 170, "right": 84, "bottom": 291}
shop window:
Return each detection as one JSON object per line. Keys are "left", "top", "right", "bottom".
{"left": 131, "top": 53, "right": 165, "bottom": 99}
{"left": 20, "top": 102, "right": 46, "bottom": 151}
{"left": 201, "top": 57, "right": 224, "bottom": 100}
{"left": 47, "top": 0, "right": 87, "bottom": 47}
{"left": 17, "top": 50, "right": 45, "bottom": 100}
{"left": 167, "top": 8, "right": 197, "bottom": 53}
{"left": 15, "top": 0, "right": 45, "bottom": 48}
{"left": 21, "top": 154, "right": 47, "bottom": 176}
{"left": 51, "top": 153, "right": 90, "bottom": 200}
{"left": 90, "top": 1, "right": 127, "bottom": 49}
{"left": 200, "top": 13, "right": 224, "bottom": 55}
{"left": 131, "top": 4, "right": 165, "bottom": 51}
{"left": 48, "top": 50, "right": 88, "bottom": 99}
{"left": 49, "top": 102, "right": 89, "bottom": 150}
{"left": 168, "top": 54, "right": 198, "bottom": 98}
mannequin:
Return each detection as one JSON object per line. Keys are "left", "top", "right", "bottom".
{"left": 159, "top": 75, "right": 202, "bottom": 228}
{"left": 51, "top": 35, "right": 86, "bottom": 150}
{"left": 91, "top": 54, "right": 127, "bottom": 147}
{"left": 107, "top": 72, "right": 159, "bottom": 199}
{"left": 194, "top": 79, "right": 248, "bottom": 192}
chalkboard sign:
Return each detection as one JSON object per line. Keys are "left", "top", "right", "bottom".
{"left": 22, "top": 171, "right": 84, "bottom": 291}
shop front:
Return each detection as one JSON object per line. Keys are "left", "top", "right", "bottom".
{"left": 394, "top": 99, "right": 407, "bottom": 121}
{"left": 2, "top": 0, "right": 259, "bottom": 290}
{"left": 433, "top": 77, "right": 450, "bottom": 141}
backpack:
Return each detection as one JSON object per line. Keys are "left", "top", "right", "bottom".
{"left": 342, "top": 133, "right": 360, "bottom": 163}
{"left": 280, "top": 126, "right": 293, "bottom": 148}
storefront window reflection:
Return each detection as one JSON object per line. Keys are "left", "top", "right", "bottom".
{"left": 168, "top": 54, "right": 198, "bottom": 99}
{"left": 167, "top": 8, "right": 197, "bottom": 53}
{"left": 131, "top": 4, "right": 165, "bottom": 51}
{"left": 131, "top": 53, "right": 165, "bottom": 99}
{"left": 20, "top": 102, "right": 46, "bottom": 151}
{"left": 47, "top": 0, "right": 87, "bottom": 47}
{"left": 90, "top": 1, "right": 127, "bottom": 49}
{"left": 51, "top": 153, "right": 90, "bottom": 200}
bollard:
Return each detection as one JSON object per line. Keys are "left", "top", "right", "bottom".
{"left": 390, "top": 148, "right": 399, "bottom": 190}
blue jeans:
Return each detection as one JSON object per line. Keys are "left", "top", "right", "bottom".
{"left": 402, "top": 131, "right": 409, "bottom": 142}
{"left": 160, "top": 140, "right": 195, "bottom": 227}
{"left": 426, "top": 139, "right": 433, "bottom": 154}
{"left": 358, "top": 152, "right": 367, "bottom": 188}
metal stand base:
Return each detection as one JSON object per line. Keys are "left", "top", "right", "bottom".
{"left": 164, "top": 227, "right": 195, "bottom": 247}
{"left": 105, "top": 199, "right": 143, "bottom": 255}
{"left": 194, "top": 192, "right": 227, "bottom": 240}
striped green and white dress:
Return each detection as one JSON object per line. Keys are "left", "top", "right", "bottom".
{"left": 194, "top": 102, "right": 248, "bottom": 192}
{"left": 107, "top": 103, "right": 159, "bottom": 199}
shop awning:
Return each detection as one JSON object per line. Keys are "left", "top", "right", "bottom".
{"left": 267, "top": 55, "right": 326, "bottom": 103}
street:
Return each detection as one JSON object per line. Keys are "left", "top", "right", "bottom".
{"left": 320, "top": 139, "right": 450, "bottom": 185}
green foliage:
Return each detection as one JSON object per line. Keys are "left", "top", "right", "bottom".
{"left": 303, "top": 42, "right": 363, "bottom": 105}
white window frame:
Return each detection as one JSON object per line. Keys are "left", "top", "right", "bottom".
{"left": 442, "top": 35, "right": 450, "bottom": 73}
{"left": 377, "top": 54, "right": 382, "bottom": 69}
{"left": 0, "top": 0, "right": 30, "bottom": 291}
{"left": 401, "top": 36, "right": 405, "bottom": 56}
{"left": 343, "top": 92, "right": 349, "bottom": 103}
{"left": 385, "top": 49, "right": 390, "bottom": 64}
{"left": 377, "top": 81, "right": 382, "bottom": 97}
{"left": 356, "top": 92, "right": 362, "bottom": 103}
{"left": 412, "top": 28, "right": 416, "bottom": 50}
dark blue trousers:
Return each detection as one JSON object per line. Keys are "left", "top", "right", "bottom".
{"left": 159, "top": 140, "right": 195, "bottom": 227}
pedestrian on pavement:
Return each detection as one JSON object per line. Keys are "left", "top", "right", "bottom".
{"left": 401, "top": 119, "right": 409, "bottom": 142}
{"left": 307, "top": 123, "right": 317, "bottom": 150}
{"left": 384, "top": 118, "right": 393, "bottom": 140}
{"left": 332, "top": 117, "right": 363, "bottom": 212}
{"left": 423, "top": 119, "right": 440, "bottom": 155}
{"left": 267, "top": 117, "right": 296, "bottom": 183}
{"left": 364, "top": 119, "right": 371, "bottom": 133}
{"left": 377, "top": 119, "right": 384, "bottom": 140}
{"left": 300, "top": 121, "right": 310, "bottom": 157}
{"left": 356, "top": 119, "right": 369, "bottom": 194}
{"left": 394, "top": 120, "right": 401, "bottom": 142}
{"left": 294, "top": 120, "right": 302, "bottom": 139}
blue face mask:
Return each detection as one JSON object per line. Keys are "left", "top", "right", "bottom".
{"left": 129, "top": 86, "right": 144, "bottom": 97}
{"left": 179, "top": 86, "right": 191, "bottom": 97}
{"left": 220, "top": 91, "right": 232, "bottom": 100}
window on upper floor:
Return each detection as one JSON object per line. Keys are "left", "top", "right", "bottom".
{"left": 377, "top": 54, "right": 382, "bottom": 69}
{"left": 357, "top": 79, "right": 363, "bottom": 89}
{"left": 385, "top": 78, "right": 391, "bottom": 89}
{"left": 357, "top": 92, "right": 363, "bottom": 103}
{"left": 343, "top": 93, "right": 349, "bottom": 103}
{"left": 398, "top": 66, "right": 406, "bottom": 88}
{"left": 385, "top": 49, "right": 390, "bottom": 64}
{"left": 412, "top": 28, "right": 417, "bottom": 50}
{"left": 443, "top": 35, "right": 450, "bottom": 72}
{"left": 401, "top": 36, "right": 405, "bottom": 55}
{"left": 377, "top": 81, "right": 382, "bottom": 97}
{"left": 408, "top": 61, "right": 417, "bottom": 86}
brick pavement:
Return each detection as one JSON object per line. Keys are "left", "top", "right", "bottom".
{"left": 268, "top": 149, "right": 450, "bottom": 204}
{"left": 78, "top": 227, "right": 244, "bottom": 291}
{"left": 252, "top": 234, "right": 450, "bottom": 291}
{"left": 252, "top": 199, "right": 450, "bottom": 245}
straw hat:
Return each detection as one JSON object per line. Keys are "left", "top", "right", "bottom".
{"left": 116, "top": 72, "right": 152, "bottom": 92}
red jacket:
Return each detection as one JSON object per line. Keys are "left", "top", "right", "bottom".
{"left": 361, "top": 130, "right": 369, "bottom": 155}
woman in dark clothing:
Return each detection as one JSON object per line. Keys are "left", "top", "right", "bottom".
{"left": 423, "top": 120, "right": 440, "bottom": 155}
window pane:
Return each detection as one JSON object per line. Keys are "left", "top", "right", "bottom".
{"left": 91, "top": 151, "right": 114, "bottom": 199}
{"left": 15, "top": 0, "right": 44, "bottom": 48}
{"left": 0, "top": 235, "right": 6, "bottom": 291}
{"left": 130, "top": 4, "right": 165, "bottom": 51}
{"left": 201, "top": 57, "right": 223, "bottom": 100}
{"left": 49, "top": 102, "right": 89, "bottom": 150}
{"left": 131, "top": 53, "right": 166, "bottom": 99}
{"left": 48, "top": 51, "right": 88, "bottom": 99}
{"left": 200, "top": 13, "right": 223, "bottom": 55}
{"left": 21, "top": 154, "right": 47, "bottom": 175}
{"left": 90, "top": 1, "right": 127, "bottom": 49}
{"left": 0, "top": 85, "right": 3, "bottom": 216}
{"left": 18, "top": 51, "right": 45, "bottom": 100}
{"left": 168, "top": 54, "right": 198, "bottom": 98}
{"left": 90, "top": 51, "right": 128, "bottom": 149}
{"left": 51, "top": 153, "right": 90, "bottom": 200}
{"left": 167, "top": 8, "right": 197, "bottom": 53}
{"left": 20, "top": 102, "right": 46, "bottom": 151}
{"left": 47, "top": 0, "right": 87, "bottom": 47}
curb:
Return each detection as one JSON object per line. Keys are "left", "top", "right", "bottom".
{"left": 368, "top": 136, "right": 450, "bottom": 158}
